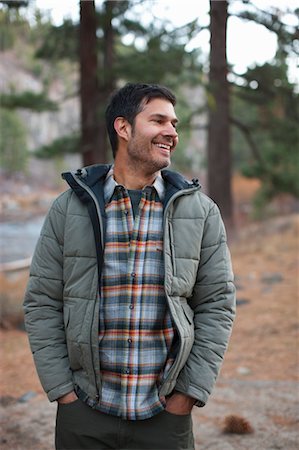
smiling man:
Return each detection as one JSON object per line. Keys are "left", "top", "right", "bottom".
{"left": 112, "top": 97, "right": 178, "bottom": 187}
{"left": 24, "top": 83, "right": 236, "bottom": 450}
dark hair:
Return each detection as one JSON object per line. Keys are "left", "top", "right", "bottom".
{"left": 105, "top": 83, "right": 176, "bottom": 157}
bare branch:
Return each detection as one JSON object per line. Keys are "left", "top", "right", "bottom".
{"left": 230, "top": 116, "right": 264, "bottom": 166}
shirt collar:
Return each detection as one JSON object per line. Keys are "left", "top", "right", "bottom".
{"left": 104, "top": 166, "right": 165, "bottom": 204}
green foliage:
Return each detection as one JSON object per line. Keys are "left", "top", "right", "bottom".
{"left": 0, "top": 1, "right": 28, "bottom": 7}
{"left": 0, "top": 5, "right": 29, "bottom": 50}
{"left": 116, "top": 23, "right": 202, "bottom": 87}
{"left": 1, "top": 91, "right": 58, "bottom": 111}
{"left": 242, "top": 119, "right": 299, "bottom": 196}
{"left": 232, "top": 52, "right": 299, "bottom": 210}
{"left": 230, "top": 2, "right": 299, "bottom": 214}
{"left": 35, "top": 19, "right": 79, "bottom": 61}
{"left": 0, "top": 108, "right": 28, "bottom": 172}
{"left": 0, "top": 9, "right": 15, "bottom": 50}
{"left": 34, "top": 4, "right": 203, "bottom": 89}
{"left": 34, "top": 134, "right": 80, "bottom": 159}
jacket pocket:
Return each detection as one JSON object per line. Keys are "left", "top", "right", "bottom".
{"left": 63, "top": 303, "right": 83, "bottom": 371}
{"left": 180, "top": 298, "right": 195, "bottom": 342}
{"left": 180, "top": 298, "right": 194, "bottom": 325}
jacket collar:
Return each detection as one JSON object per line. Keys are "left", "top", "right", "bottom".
{"left": 161, "top": 169, "right": 198, "bottom": 190}
{"left": 103, "top": 166, "right": 166, "bottom": 204}
{"left": 161, "top": 169, "right": 201, "bottom": 207}
{"left": 62, "top": 164, "right": 200, "bottom": 207}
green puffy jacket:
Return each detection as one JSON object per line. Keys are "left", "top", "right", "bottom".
{"left": 24, "top": 165, "right": 235, "bottom": 406}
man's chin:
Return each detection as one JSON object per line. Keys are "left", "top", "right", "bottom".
{"left": 153, "top": 162, "right": 170, "bottom": 173}
{"left": 157, "top": 156, "right": 171, "bottom": 169}
{"left": 140, "top": 157, "right": 171, "bottom": 175}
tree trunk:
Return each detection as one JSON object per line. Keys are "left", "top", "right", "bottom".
{"left": 208, "top": 0, "right": 233, "bottom": 224}
{"left": 103, "top": 0, "right": 115, "bottom": 94}
{"left": 79, "top": 0, "right": 104, "bottom": 165}
{"left": 94, "top": 0, "right": 116, "bottom": 163}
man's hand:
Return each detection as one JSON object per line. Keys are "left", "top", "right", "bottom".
{"left": 165, "top": 391, "right": 195, "bottom": 415}
{"left": 57, "top": 391, "right": 78, "bottom": 405}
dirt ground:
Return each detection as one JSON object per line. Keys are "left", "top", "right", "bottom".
{"left": 0, "top": 182, "right": 298, "bottom": 449}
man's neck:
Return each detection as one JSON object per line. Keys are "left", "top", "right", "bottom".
{"left": 113, "top": 164, "right": 160, "bottom": 190}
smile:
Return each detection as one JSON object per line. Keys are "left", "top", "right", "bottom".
{"left": 154, "top": 143, "right": 172, "bottom": 151}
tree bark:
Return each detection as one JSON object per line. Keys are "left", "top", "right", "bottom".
{"left": 95, "top": 0, "right": 116, "bottom": 163}
{"left": 208, "top": 0, "right": 233, "bottom": 224}
{"left": 103, "top": 0, "right": 115, "bottom": 94}
{"left": 79, "top": 0, "right": 104, "bottom": 165}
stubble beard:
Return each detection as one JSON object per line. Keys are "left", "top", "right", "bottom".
{"left": 127, "top": 140, "right": 171, "bottom": 176}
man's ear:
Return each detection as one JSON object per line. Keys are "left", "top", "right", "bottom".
{"left": 114, "top": 117, "right": 131, "bottom": 142}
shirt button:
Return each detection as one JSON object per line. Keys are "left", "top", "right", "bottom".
{"left": 131, "top": 272, "right": 136, "bottom": 278}
{"left": 129, "top": 304, "right": 134, "bottom": 309}
{"left": 125, "top": 369, "right": 130, "bottom": 374}
{"left": 128, "top": 338, "right": 132, "bottom": 344}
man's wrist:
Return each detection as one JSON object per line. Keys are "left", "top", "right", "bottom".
{"left": 57, "top": 391, "right": 78, "bottom": 404}
{"left": 173, "top": 390, "right": 196, "bottom": 405}
{"left": 165, "top": 391, "right": 196, "bottom": 414}
{"left": 172, "top": 390, "right": 204, "bottom": 407}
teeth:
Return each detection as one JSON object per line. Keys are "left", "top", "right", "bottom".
{"left": 155, "top": 143, "right": 171, "bottom": 150}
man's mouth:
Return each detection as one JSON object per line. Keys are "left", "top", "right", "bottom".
{"left": 153, "top": 142, "right": 172, "bottom": 152}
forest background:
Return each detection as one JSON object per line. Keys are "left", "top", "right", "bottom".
{"left": 0, "top": 1, "right": 298, "bottom": 449}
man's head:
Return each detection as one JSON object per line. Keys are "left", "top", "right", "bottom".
{"left": 105, "top": 83, "right": 177, "bottom": 158}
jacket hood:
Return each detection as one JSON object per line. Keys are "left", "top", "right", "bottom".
{"left": 161, "top": 169, "right": 200, "bottom": 190}
{"left": 62, "top": 164, "right": 111, "bottom": 188}
{"left": 62, "top": 164, "right": 200, "bottom": 191}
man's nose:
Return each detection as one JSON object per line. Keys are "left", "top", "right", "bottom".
{"left": 163, "top": 123, "right": 178, "bottom": 139}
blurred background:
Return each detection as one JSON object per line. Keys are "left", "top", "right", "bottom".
{"left": 0, "top": 1, "right": 298, "bottom": 449}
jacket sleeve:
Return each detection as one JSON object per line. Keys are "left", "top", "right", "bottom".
{"left": 174, "top": 202, "right": 236, "bottom": 406}
{"left": 23, "top": 195, "right": 74, "bottom": 402}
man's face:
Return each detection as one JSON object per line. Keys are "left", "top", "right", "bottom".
{"left": 125, "top": 98, "right": 179, "bottom": 174}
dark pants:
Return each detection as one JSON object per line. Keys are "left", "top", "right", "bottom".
{"left": 55, "top": 398, "right": 194, "bottom": 450}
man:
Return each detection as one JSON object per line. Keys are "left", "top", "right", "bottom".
{"left": 24, "top": 83, "right": 236, "bottom": 450}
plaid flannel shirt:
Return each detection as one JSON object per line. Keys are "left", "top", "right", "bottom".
{"left": 97, "top": 171, "right": 177, "bottom": 420}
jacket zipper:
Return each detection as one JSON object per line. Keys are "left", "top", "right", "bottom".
{"left": 70, "top": 173, "right": 104, "bottom": 247}
{"left": 160, "top": 186, "right": 199, "bottom": 392}
{"left": 69, "top": 172, "right": 103, "bottom": 401}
